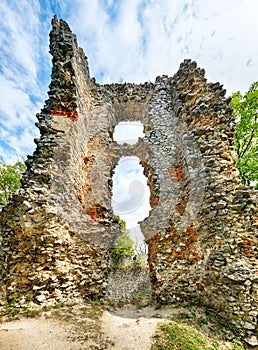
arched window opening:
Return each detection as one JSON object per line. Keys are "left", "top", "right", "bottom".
{"left": 113, "top": 121, "right": 144, "bottom": 145}
{"left": 111, "top": 156, "right": 151, "bottom": 258}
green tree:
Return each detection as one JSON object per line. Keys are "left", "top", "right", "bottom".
{"left": 0, "top": 160, "right": 26, "bottom": 207}
{"left": 112, "top": 216, "right": 135, "bottom": 263}
{"left": 230, "top": 82, "right": 258, "bottom": 186}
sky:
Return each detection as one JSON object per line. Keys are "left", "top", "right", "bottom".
{"left": 0, "top": 0, "right": 258, "bottom": 163}
{"left": 0, "top": 0, "right": 258, "bottom": 229}
{"left": 112, "top": 123, "right": 150, "bottom": 228}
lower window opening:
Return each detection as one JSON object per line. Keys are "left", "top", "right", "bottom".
{"left": 111, "top": 156, "right": 151, "bottom": 266}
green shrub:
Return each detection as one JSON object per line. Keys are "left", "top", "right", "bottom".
{"left": 111, "top": 231, "right": 135, "bottom": 263}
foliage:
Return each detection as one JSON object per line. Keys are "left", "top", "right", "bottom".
{"left": 230, "top": 82, "right": 258, "bottom": 187}
{"left": 0, "top": 160, "right": 26, "bottom": 207}
{"left": 111, "top": 216, "right": 135, "bottom": 263}
{"left": 111, "top": 230, "right": 135, "bottom": 263}
{"left": 134, "top": 255, "right": 147, "bottom": 267}
{"left": 114, "top": 214, "right": 126, "bottom": 230}
{"left": 151, "top": 321, "right": 246, "bottom": 350}
{"left": 3, "top": 287, "right": 19, "bottom": 316}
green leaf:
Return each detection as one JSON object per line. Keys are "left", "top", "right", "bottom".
{"left": 230, "top": 82, "right": 258, "bottom": 186}
{"left": 111, "top": 216, "right": 135, "bottom": 263}
{"left": 0, "top": 160, "right": 26, "bottom": 207}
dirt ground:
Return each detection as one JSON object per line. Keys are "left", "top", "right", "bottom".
{"left": 101, "top": 306, "right": 170, "bottom": 350}
{"left": 0, "top": 303, "right": 250, "bottom": 350}
{"left": 0, "top": 305, "right": 164, "bottom": 350}
{"left": 0, "top": 318, "right": 83, "bottom": 350}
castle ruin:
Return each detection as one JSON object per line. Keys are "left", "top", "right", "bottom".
{"left": 0, "top": 16, "right": 257, "bottom": 341}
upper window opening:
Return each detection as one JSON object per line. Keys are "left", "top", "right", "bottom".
{"left": 113, "top": 121, "right": 144, "bottom": 145}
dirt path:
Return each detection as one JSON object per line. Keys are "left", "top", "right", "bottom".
{"left": 0, "top": 304, "right": 244, "bottom": 349}
{"left": 102, "top": 306, "right": 165, "bottom": 350}
{"left": 0, "top": 305, "right": 167, "bottom": 350}
{"left": 0, "top": 318, "right": 82, "bottom": 350}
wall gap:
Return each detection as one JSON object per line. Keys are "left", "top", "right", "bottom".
{"left": 111, "top": 156, "right": 151, "bottom": 257}
{"left": 107, "top": 121, "right": 153, "bottom": 303}
{"left": 111, "top": 121, "right": 151, "bottom": 261}
{"left": 113, "top": 121, "right": 144, "bottom": 145}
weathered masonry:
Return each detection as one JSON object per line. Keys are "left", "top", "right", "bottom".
{"left": 0, "top": 16, "right": 257, "bottom": 340}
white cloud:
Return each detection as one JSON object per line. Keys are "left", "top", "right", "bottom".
{"left": 0, "top": 77, "right": 33, "bottom": 128}
{"left": 0, "top": 0, "right": 46, "bottom": 160}
{"left": 111, "top": 156, "right": 151, "bottom": 228}
{"left": 67, "top": 0, "right": 258, "bottom": 92}
{"left": 0, "top": 75, "right": 40, "bottom": 162}
{"left": 1, "top": 0, "right": 258, "bottom": 163}
{"left": 0, "top": 1, "right": 41, "bottom": 88}
{"left": 183, "top": 0, "right": 258, "bottom": 93}
{"left": 113, "top": 121, "right": 144, "bottom": 144}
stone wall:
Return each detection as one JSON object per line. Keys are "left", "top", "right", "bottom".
{"left": 145, "top": 66, "right": 258, "bottom": 341}
{"left": 0, "top": 16, "right": 118, "bottom": 306}
{"left": 107, "top": 268, "right": 151, "bottom": 303}
{"left": 0, "top": 16, "right": 257, "bottom": 341}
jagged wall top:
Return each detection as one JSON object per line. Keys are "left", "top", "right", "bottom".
{"left": 44, "top": 15, "right": 91, "bottom": 120}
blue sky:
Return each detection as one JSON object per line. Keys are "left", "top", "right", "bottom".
{"left": 1, "top": 0, "right": 258, "bottom": 162}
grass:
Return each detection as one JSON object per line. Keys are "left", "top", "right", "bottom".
{"left": 152, "top": 321, "right": 218, "bottom": 349}
{"left": 132, "top": 294, "right": 152, "bottom": 309}
{"left": 151, "top": 321, "right": 246, "bottom": 350}
{"left": 173, "top": 307, "right": 240, "bottom": 337}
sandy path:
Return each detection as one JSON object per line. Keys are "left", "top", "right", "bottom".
{"left": 0, "top": 314, "right": 160, "bottom": 350}
{"left": 102, "top": 312, "right": 159, "bottom": 350}
{"left": 102, "top": 306, "right": 172, "bottom": 350}
{"left": 0, "top": 318, "right": 82, "bottom": 350}
{"left": 0, "top": 305, "right": 167, "bottom": 350}
{"left": 0, "top": 303, "right": 247, "bottom": 349}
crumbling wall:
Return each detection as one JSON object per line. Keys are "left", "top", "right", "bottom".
{"left": 0, "top": 16, "right": 257, "bottom": 341}
{"left": 107, "top": 268, "right": 151, "bottom": 303}
{"left": 145, "top": 65, "right": 258, "bottom": 340}
{"left": 0, "top": 16, "right": 118, "bottom": 306}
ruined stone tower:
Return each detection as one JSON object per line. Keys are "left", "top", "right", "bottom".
{"left": 0, "top": 16, "right": 257, "bottom": 340}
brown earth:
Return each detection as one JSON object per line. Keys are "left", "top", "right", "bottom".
{"left": 0, "top": 303, "right": 247, "bottom": 350}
